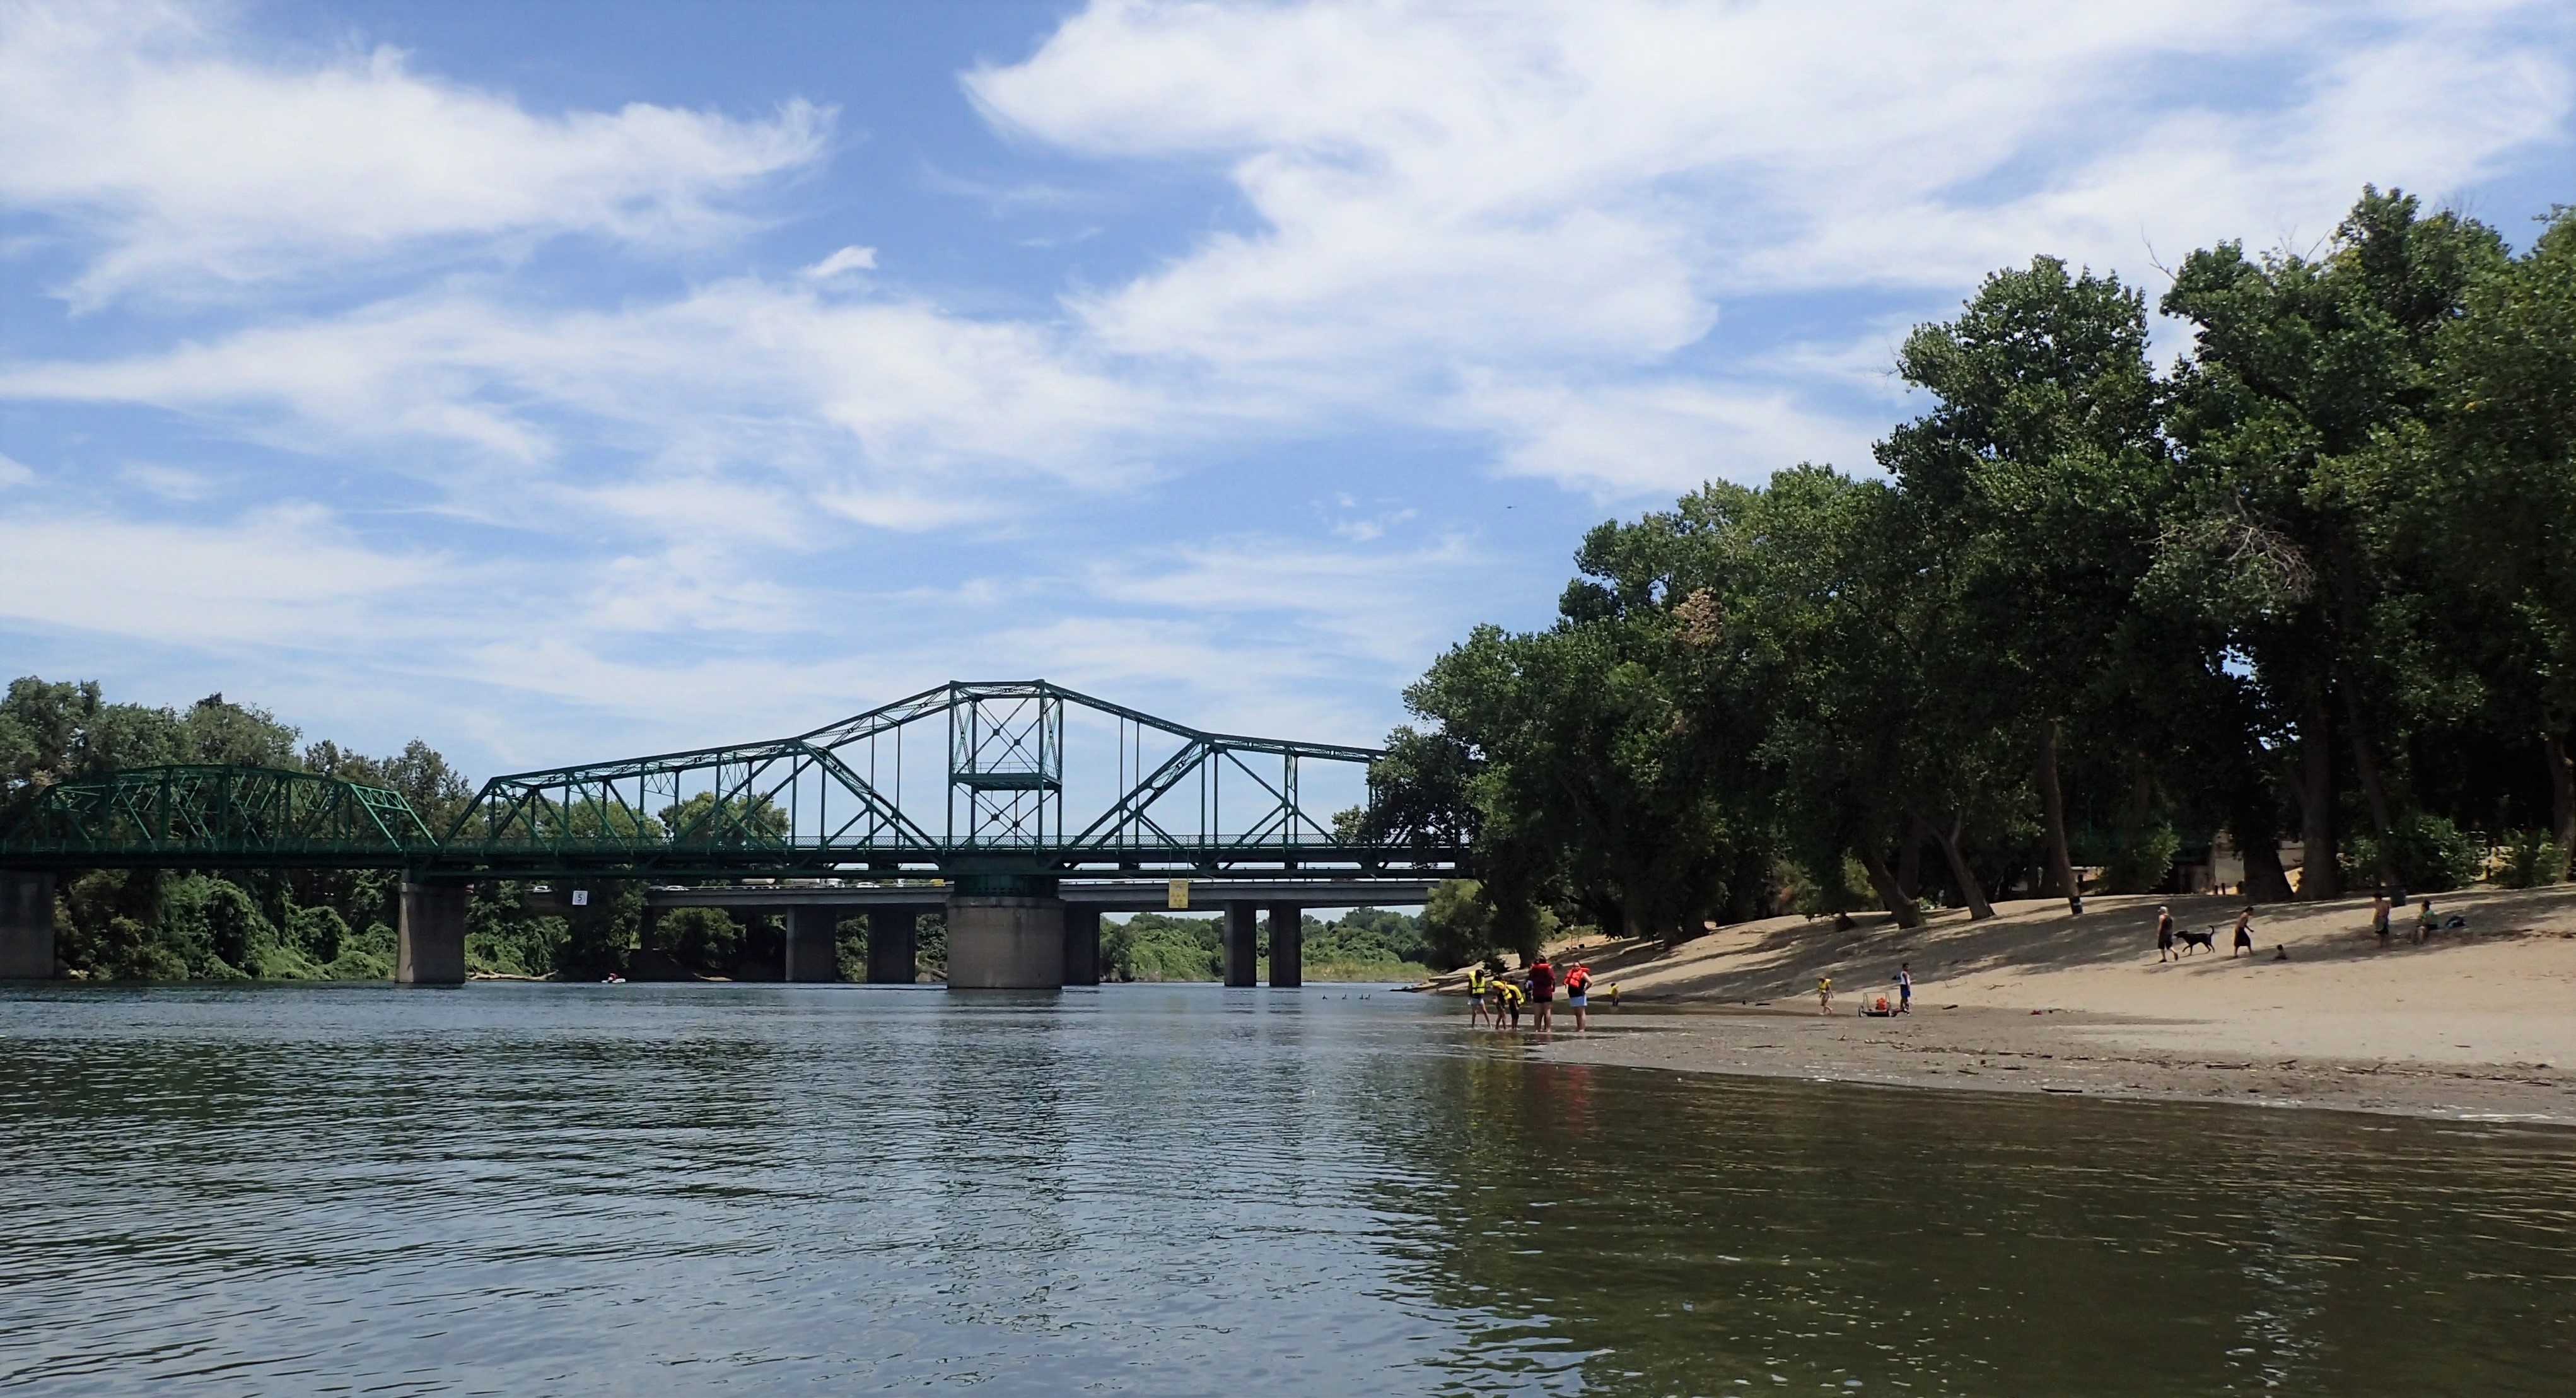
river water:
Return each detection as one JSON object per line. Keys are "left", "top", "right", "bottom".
{"left": 1, "top": 984, "right": 2569, "bottom": 1396}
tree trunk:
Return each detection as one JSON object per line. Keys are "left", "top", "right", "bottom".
{"left": 1935, "top": 810, "right": 1996, "bottom": 920}
{"left": 1897, "top": 813, "right": 1924, "bottom": 902}
{"left": 1855, "top": 847, "right": 1922, "bottom": 929}
{"left": 2036, "top": 712, "right": 2078, "bottom": 910}
{"left": 2340, "top": 677, "right": 2398, "bottom": 889}
{"left": 2547, "top": 728, "right": 2575, "bottom": 878}
{"left": 2241, "top": 834, "right": 2297, "bottom": 902}
{"left": 2124, "top": 752, "right": 2153, "bottom": 849}
{"left": 2296, "top": 684, "right": 2339, "bottom": 900}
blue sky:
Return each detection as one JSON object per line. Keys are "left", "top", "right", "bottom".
{"left": 3, "top": 0, "right": 2571, "bottom": 781}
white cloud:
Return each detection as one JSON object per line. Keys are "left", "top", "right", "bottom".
{"left": 0, "top": 0, "right": 832, "bottom": 306}
{"left": 805, "top": 245, "right": 878, "bottom": 278}
{"left": 0, "top": 277, "right": 1162, "bottom": 532}
{"left": 0, "top": 502, "right": 460, "bottom": 648}
{"left": 972, "top": 0, "right": 2575, "bottom": 491}
{"left": 0, "top": 451, "right": 33, "bottom": 487}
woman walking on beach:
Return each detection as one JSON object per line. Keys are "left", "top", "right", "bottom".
{"left": 2231, "top": 907, "right": 2255, "bottom": 958}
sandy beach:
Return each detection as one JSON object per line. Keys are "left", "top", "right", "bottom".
{"left": 1438, "top": 885, "right": 2576, "bottom": 1125}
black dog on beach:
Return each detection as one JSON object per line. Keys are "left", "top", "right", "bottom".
{"left": 2175, "top": 928, "right": 2217, "bottom": 955}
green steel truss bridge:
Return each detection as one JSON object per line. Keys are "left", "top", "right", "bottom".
{"left": 0, "top": 681, "right": 1456, "bottom": 892}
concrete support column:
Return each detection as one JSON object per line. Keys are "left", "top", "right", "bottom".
{"left": 0, "top": 872, "right": 58, "bottom": 980}
{"left": 1063, "top": 904, "right": 1102, "bottom": 986}
{"left": 947, "top": 897, "right": 1066, "bottom": 989}
{"left": 1222, "top": 901, "right": 1259, "bottom": 987}
{"left": 397, "top": 881, "right": 469, "bottom": 986}
{"left": 1268, "top": 905, "right": 1302, "bottom": 988}
{"left": 786, "top": 906, "right": 840, "bottom": 982}
{"left": 866, "top": 907, "right": 921, "bottom": 984}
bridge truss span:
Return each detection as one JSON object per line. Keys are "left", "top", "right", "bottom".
{"left": 446, "top": 680, "right": 1438, "bottom": 884}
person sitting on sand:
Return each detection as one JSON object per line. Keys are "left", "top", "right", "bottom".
{"left": 2155, "top": 906, "right": 2176, "bottom": 963}
{"left": 2230, "top": 907, "right": 2255, "bottom": 958}
{"left": 1817, "top": 974, "right": 1833, "bottom": 1016}
{"left": 2415, "top": 898, "right": 2437, "bottom": 945}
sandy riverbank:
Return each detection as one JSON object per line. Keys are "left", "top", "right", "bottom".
{"left": 1435, "top": 885, "right": 2576, "bottom": 1124}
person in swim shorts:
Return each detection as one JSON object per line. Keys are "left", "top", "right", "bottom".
{"left": 1563, "top": 962, "right": 1592, "bottom": 1031}
{"left": 1894, "top": 962, "right": 1913, "bottom": 1013}
{"left": 1817, "top": 974, "right": 1833, "bottom": 1016}
{"left": 2155, "top": 906, "right": 2176, "bottom": 962}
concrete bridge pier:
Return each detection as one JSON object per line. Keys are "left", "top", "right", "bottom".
{"left": 947, "top": 896, "right": 1066, "bottom": 989}
{"left": 866, "top": 906, "right": 927, "bottom": 984}
{"left": 1222, "top": 901, "right": 1259, "bottom": 987}
{"left": 398, "top": 881, "right": 469, "bottom": 985}
{"left": 785, "top": 906, "right": 839, "bottom": 982}
{"left": 1267, "top": 905, "right": 1302, "bottom": 987}
{"left": 1, "top": 872, "right": 57, "bottom": 979}
{"left": 1063, "top": 905, "right": 1101, "bottom": 986}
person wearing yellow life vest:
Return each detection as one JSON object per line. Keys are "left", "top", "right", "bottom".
{"left": 1497, "top": 976, "right": 1525, "bottom": 1027}
{"left": 1465, "top": 966, "right": 1491, "bottom": 1027}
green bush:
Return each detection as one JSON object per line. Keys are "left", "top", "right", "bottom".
{"left": 2494, "top": 829, "right": 2570, "bottom": 888}
{"left": 2345, "top": 812, "right": 2484, "bottom": 893}
{"left": 326, "top": 921, "right": 396, "bottom": 979}
{"left": 286, "top": 904, "right": 349, "bottom": 962}
{"left": 655, "top": 907, "right": 741, "bottom": 975}
{"left": 1790, "top": 856, "right": 1875, "bottom": 917}
{"left": 2104, "top": 825, "right": 2182, "bottom": 894}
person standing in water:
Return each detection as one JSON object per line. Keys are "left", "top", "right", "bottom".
{"left": 1526, "top": 957, "right": 1558, "bottom": 1032}
{"left": 1563, "top": 962, "right": 1592, "bottom": 1031}
{"left": 1466, "top": 965, "right": 1490, "bottom": 1026}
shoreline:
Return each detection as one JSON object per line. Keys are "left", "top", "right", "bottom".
{"left": 1520, "top": 1005, "right": 2576, "bottom": 1126}
{"left": 1436, "top": 883, "right": 2576, "bottom": 1126}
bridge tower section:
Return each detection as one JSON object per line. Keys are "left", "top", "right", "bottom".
{"left": 0, "top": 871, "right": 56, "bottom": 979}
{"left": 942, "top": 689, "right": 1069, "bottom": 988}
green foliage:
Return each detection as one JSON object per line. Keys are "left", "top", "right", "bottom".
{"left": 1102, "top": 912, "right": 1220, "bottom": 981}
{"left": 1370, "top": 189, "right": 2567, "bottom": 931}
{"left": 2493, "top": 829, "right": 2570, "bottom": 888}
{"left": 652, "top": 906, "right": 740, "bottom": 976}
{"left": 1788, "top": 857, "right": 1875, "bottom": 918}
{"left": 2345, "top": 812, "right": 2483, "bottom": 894}
{"left": 2104, "top": 825, "right": 2183, "bottom": 895}
{"left": 1419, "top": 880, "right": 1495, "bottom": 969}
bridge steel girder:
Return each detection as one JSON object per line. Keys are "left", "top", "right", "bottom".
{"left": 0, "top": 764, "right": 438, "bottom": 870}
{"left": 0, "top": 682, "right": 1466, "bottom": 883}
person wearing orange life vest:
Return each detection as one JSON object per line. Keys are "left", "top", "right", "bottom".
{"left": 1562, "top": 962, "right": 1593, "bottom": 1031}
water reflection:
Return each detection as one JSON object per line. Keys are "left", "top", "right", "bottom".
{"left": 0, "top": 984, "right": 2568, "bottom": 1395}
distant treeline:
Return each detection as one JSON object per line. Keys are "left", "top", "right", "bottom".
{"left": 0, "top": 678, "right": 1433, "bottom": 982}
{"left": 1371, "top": 190, "right": 2575, "bottom": 964}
